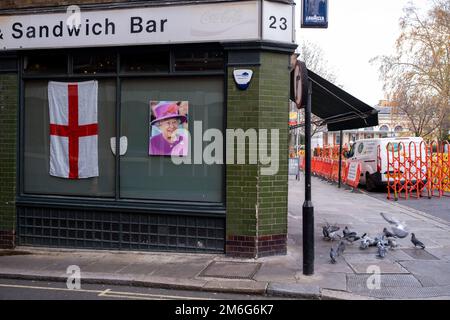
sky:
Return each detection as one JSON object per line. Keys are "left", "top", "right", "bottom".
{"left": 295, "top": 0, "right": 430, "bottom": 106}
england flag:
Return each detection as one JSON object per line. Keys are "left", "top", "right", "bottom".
{"left": 48, "top": 80, "right": 99, "bottom": 179}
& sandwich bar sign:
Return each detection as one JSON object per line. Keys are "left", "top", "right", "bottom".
{"left": 0, "top": 0, "right": 294, "bottom": 51}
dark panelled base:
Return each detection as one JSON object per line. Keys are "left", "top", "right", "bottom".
{"left": 226, "top": 234, "right": 287, "bottom": 258}
{"left": 17, "top": 206, "right": 225, "bottom": 253}
{"left": 0, "top": 230, "right": 15, "bottom": 249}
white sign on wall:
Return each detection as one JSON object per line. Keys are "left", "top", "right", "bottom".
{"left": 262, "top": 0, "right": 294, "bottom": 43}
{"left": 0, "top": 0, "right": 294, "bottom": 51}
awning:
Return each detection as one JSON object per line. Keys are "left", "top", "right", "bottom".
{"left": 308, "top": 69, "right": 379, "bottom": 131}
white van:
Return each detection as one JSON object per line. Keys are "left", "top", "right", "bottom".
{"left": 345, "top": 137, "right": 427, "bottom": 191}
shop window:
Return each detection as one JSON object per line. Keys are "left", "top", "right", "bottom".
{"left": 73, "top": 53, "right": 117, "bottom": 74}
{"left": 120, "top": 51, "right": 169, "bottom": 73}
{"left": 0, "top": 56, "right": 17, "bottom": 72}
{"left": 120, "top": 77, "right": 224, "bottom": 202}
{"left": 23, "top": 80, "right": 116, "bottom": 197}
{"left": 174, "top": 50, "right": 224, "bottom": 72}
{"left": 23, "top": 54, "right": 67, "bottom": 74}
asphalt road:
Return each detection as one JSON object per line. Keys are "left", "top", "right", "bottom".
{"left": 0, "top": 278, "right": 287, "bottom": 300}
{"left": 360, "top": 187, "right": 450, "bottom": 223}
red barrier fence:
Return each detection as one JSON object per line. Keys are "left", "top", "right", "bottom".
{"left": 299, "top": 141, "right": 449, "bottom": 198}
{"left": 299, "top": 155, "right": 357, "bottom": 187}
{"left": 386, "top": 140, "right": 449, "bottom": 200}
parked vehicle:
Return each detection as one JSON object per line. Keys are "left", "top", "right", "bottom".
{"left": 345, "top": 137, "right": 427, "bottom": 191}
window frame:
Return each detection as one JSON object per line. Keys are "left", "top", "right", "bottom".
{"left": 17, "top": 45, "right": 227, "bottom": 215}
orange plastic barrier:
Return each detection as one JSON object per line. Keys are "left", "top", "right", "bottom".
{"left": 386, "top": 140, "right": 449, "bottom": 200}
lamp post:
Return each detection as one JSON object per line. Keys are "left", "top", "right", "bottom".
{"left": 302, "top": 80, "right": 314, "bottom": 275}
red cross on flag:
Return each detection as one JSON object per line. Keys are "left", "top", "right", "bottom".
{"left": 48, "top": 81, "right": 99, "bottom": 179}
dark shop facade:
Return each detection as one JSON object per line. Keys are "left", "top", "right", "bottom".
{"left": 0, "top": 0, "right": 296, "bottom": 257}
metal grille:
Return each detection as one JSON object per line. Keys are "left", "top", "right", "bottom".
{"left": 17, "top": 206, "right": 225, "bottom": 253}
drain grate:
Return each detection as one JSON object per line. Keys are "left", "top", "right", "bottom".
{"left": 198, "top": 261, "right": 261, "bottom": 279}
{"left": 347, "top": 274, "right": 422, "bottom": 290}
{"left": 402, "top": 249, "right": 439, "bottom": 260}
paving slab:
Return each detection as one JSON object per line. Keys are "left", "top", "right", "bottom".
{"left": 252, "top": 262, "right": 297, "bottom": 282}
{"left": 199, "top": 261, "right": 261, "bottom": 279}
{"left": 295, "top": 272, "right": 347, "bottom": 291}
{"left": 399, "top": 260, "right": 450, "bottom": 286}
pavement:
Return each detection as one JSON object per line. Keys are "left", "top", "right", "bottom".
{"left": 1, "top": 174, "right": 450, "bottom": 300}
{"left": 362, "top": 187, "right": 450, "bottom": 223}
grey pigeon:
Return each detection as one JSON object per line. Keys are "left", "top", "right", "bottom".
{"left": 322, "top": 223, "right": 340, "bottom": 241}
{"left": 344, "top": 234, "right": 360, "bottom": 243}
{"left": 383, "top": 227, "right": 396, "bottom": 238}
{"left": 377, "top": 242, "right": 387, "bottom": 258}
{"left": 343, "top": 226, "right": 350, "bottom": 237}
{"left": 360, "top": 233, "right": 376, "bottom": 249}
{"left": 330, "top": 247, "right": 337, "bottom": 264}
{"left": 380, "top": 212, "right": 409, "bottom": 238}
{"left": 411, "top": 233, "right": 425, "bottom": 249}
{"left": 360, "top": 238, "right": 370, "bottom": 249}
{"left": 387, "top": 238, "right": 399, "bottom": 249}
{"left": 337, "top": 241, "right": 346, "bottom": 256}
{"left": 322, "top": 226, "right": 329, "bottom": 238}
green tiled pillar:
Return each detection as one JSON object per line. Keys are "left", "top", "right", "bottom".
{"left": 226, "top": 52, "right": 290, "bottom": 258}
{"left": 0, "top": 73, "right": 18, "bottom": 249}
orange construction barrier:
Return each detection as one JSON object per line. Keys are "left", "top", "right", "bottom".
{"left": 386, "top": 140, "right": 450, "bottom": 200}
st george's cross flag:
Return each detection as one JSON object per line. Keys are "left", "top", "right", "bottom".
{"left": 48, "top": 81, "right": 99, "bottom": 179}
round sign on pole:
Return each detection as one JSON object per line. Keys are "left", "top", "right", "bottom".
{"left": 291, "top": 60, "right": 309, "bottom": 109}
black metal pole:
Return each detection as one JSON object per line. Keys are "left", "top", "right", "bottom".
{"left": 303, "top": 80, "right": 314, "bottom": 275}
{"left": 338, "top": 130, "right": 343, "bottom": 188}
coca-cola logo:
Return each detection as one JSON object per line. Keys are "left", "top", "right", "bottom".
{"left": 200, "top": 9, "right": 242, "bottom": 25}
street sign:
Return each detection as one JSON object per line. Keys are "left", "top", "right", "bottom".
{"left": 301, "top": 0, "right": 328, "bottom": 28}
{"left": 291, "top": 60, "right": 308, "bottom": 109}
{"left": 289, "top": 157, "right": 300, "bottom": 178}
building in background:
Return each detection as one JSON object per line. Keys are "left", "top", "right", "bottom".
{"left": 309, "top": 100, "right": 411, "bottom": 148}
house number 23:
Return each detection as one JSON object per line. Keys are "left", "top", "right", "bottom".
{"left": 269, "top": 16, "right": 287, "bottom": 30}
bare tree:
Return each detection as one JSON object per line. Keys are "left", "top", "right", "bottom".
{"left": 298, "top": 40, "right": 338, "bottom": 83}
{"left": 296, "top": 41, "right": 340, "bottom": 139}
{"left": 373, "top": 0, "right": 450, "bottom": 140}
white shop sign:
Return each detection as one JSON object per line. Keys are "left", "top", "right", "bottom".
{"left": 0, "top": 1, "right": 294, "bottom": 51}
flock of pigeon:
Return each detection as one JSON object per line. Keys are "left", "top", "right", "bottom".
{"left": 324, "top": 212, "right": 426, "bottom": 264}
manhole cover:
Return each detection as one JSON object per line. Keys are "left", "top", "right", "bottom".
{"left": 402, "top": 249, "right": 439, "bottom": 260}
{"left": 199, "top": 261, "right": 261, "bottom": 279}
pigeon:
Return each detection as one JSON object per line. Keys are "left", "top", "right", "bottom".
{"left": 337, "top": 241, "right": 346, "bottom": 256}
{"left": 322, "top": 226, "right": 329, "bottom": 238}
{"left": 387, "top": 238, "right": 398, "bottom": 249}
{"left": 330, "top": 247, "right": 337, "bottom": 264}
{"left": 344, "top": 233, "right": 361, "bottom": 243}
{"left": 380, "top": 212, "right": 409, "bottom": 238}
{"left": 383, "top": 227, "right": 396, "bottom": 238}
{"left": 343, "top": 226, "right": 350, "bottom": 237}
{"left": 359, "top": 233, "right": 372, "bottom": 249}
{"left": 377, "top": 242, "right": 387, "bottom": 258}
{"left": 411, "top": 233, "right": 425, "bottom": 249}
{"left": 360, "top": 238, "right": 370, "bottom": 250}
{"left": 322, "top": 223, "right": 341, "bottom": 241}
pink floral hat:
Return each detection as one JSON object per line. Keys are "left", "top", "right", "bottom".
{"left": 150, "top": 102, "right": 187, "bottom": 125}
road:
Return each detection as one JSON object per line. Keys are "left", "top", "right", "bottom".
{"left": 360, "top": 187, "right": 450, "bottom": 223}
{"left": 0, "top": 278, "right": 287, "bottom": 300}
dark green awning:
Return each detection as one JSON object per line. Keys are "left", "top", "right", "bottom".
{"left": 308, "top": 69, "right": 379, "bottom": 131}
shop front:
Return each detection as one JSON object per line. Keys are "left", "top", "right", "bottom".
{"left": 0, "top": 0, "right": 296, "bottom": 257}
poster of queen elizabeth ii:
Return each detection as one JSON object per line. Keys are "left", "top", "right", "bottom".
{"left": 149, "top": 101, "right": 189, "bottom": 156}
